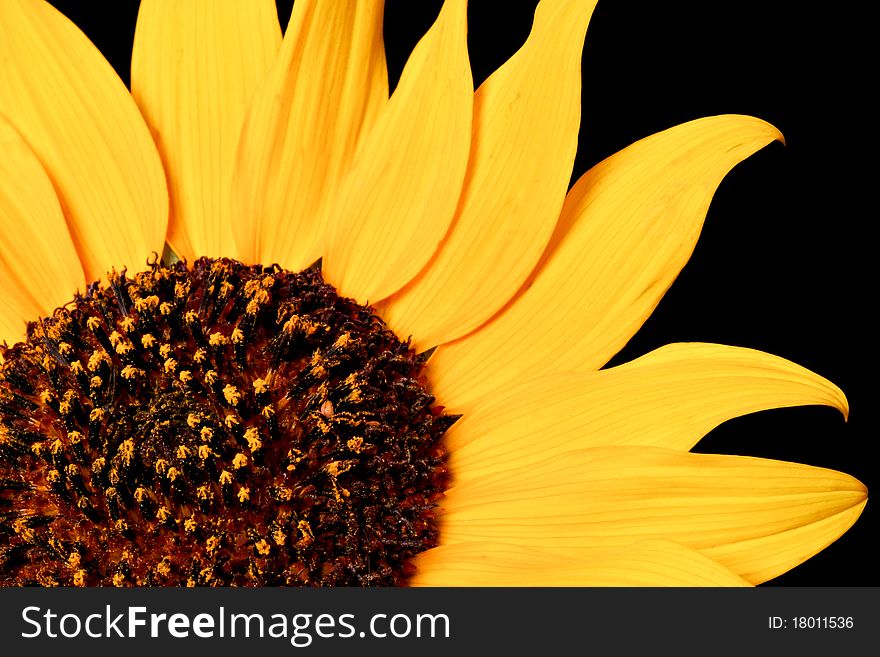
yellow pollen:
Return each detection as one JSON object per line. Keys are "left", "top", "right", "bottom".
{"left": 193, "top": 348, "right": 207, "bottom": 363}
{"left": 86, "top": 316, "right": 102, "bottom": 331}
{"left": 121, "top": 365, "right": 144, "bottom": 379}
{"left": 346, "top": 437, "right": 364, "bottom": 452}
{"left": 159, "top": 301, "right": 173, "bottom": 315}
{"left": 223, "top": 384, "right": 241, "bottom": 405}
{"left": 224, "top": 414, "right": 239, "bottom": 428}
{"left": 218, "top": 470, "right": 233, "bottom": 485}
{"left": 187, "top": 413, "right": 201, "bottom": 428}
{"left": 273, "top": 529, "right": 287, "bottom": 546}
{"left": 184, "top": 518, "right": 197, "bottom": 533}
{"left": 89, "top": 408, "right": 105, "bottom": 422}
{"left": 200, "top": 426, "right": 214, "bottom": 441}
{"left": 237, "top": 486, "right": 250, "bottom": 503}
{"left": 261, "top": 405, "right": 275, "bottom": 419}
{"left": 166, "top": 467, "right": 180, "bottom": 481}
{"left": 179, "top": 370, "right": 192, "bottom": 383}
{"left": 253, "top": 377, "right": 269, "bottom": 395}
{"left": 156, "top": 559, "right": 172, "bottom": 577}
{"left": 198, "top": 444, "right": 213, "bottom": 460}
{"left": 120, "top": 316, "right": 136, "bottom": 332}
{"left": 296, "top": 520, "right": 314, "bottom": 547}
{"left": 112, "top": 573, "right": 126, "bottom": 587}
{"left": 156, "top": 506, "right": 171, "bottom": 522}
{"left": 68, "top": 553, "right": 82, "bottom": 569}
{"left": 175, "top": 445, "right": 190, "bottom": 459}
{"left": 69, "top": 360, "right": 84, "bottom": 375}
{"left": 205, "top": 370, "right": 219, "bottom": 385}
{"left": 232, "top": 453, "right": 248, "bottom": 470}
{"left": 209, "top": 332, "right": 228, "bottom": 346}
{"left": 119, "top": 439, "right": 135, "bottom": 465}
{"left": 206, "top": 536, "right": 221, "bottom": 553}
{"left": 159, "top": 343, "right": 172, "bottom": 359}
{"left": 244, "top": 427, "right": 262, "bottom": 452}
{"left": 88, "top": 350, "right": 110, "bottom": 371}
{"left": 141, "top": 334, "right": 157, "bottom": 349}
{"left": 90, "top": 375, "right": 103, "bottom": 389}
{"left": 231, "top": 327, "right": 245, "bottom": 344}
{"left": 255, "top": 539, "right": 271, "bottom": 556}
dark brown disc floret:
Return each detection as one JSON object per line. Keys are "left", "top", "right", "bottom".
{"left": 0, "top": 257, "right": 452, "bottom": 586}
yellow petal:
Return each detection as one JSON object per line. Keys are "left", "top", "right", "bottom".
{"left": 378, "top": 0, "right": 599, "bottom": 346}
{"left": 447, "top": 342, "right": 848, "bottom": 484}
{"left": 322, "top": 0, "right": 472, "bottom": 302}
{"left": 428, "top": 115, "right": 782, "bottom": 408}
{"left": 704, "top": 502, "right": 866, "bottom": 584}
{"left": 440, "top": 446, "right": 866, "bottom": 583}
{"left": 0, "top": 0, "right": 168, "bottom": 282}
{"left": 131, "top": 0, "right": 281, "bottom": 262}
{"left": 411, "top": 539, "right": 750, "bottom": 586}
{"left": 233, "top": 0, "right": 388, "bottom": 269}
{"left": 0, "top": 116, "right": 86, "bottom": 346}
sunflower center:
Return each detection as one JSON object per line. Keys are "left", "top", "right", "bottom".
{"left": 0, "top": 258, "right": 451, "bottom": 586}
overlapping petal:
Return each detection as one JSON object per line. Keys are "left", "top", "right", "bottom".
{"left": 411, "top": 539, "right": 750, "bottom": 586}
{"left": 0, "top": 115, "right": 85, "bottom": 345}
{"left": 440, "top": 446, "right": 866, "bottom": 584}
{"left": 0, "top": 0, "right": 168, "bottom": 282}
{"left": 446, "top": 343, "right": 848, "bottom": 485}
{"left": 132, "top": 0, "right": 281, "bottom": 261}
{"left": 322, "top": 0, "right": 472, "bottom": 303}
{"left": 379, "top": 0, "right": 598, "bottom": 346}
{"left": 428, "top": 115, "right": 783, "bottom": 409}
{"left": 233, "top": 0, "right": 388, "bottom": 269}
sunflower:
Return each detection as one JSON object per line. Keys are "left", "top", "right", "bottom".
{"left": 0, "top": 0, "right": 866, "bottom": 587}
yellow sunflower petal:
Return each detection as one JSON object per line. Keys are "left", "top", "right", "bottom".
{"left": 447, "top": 342, "right": 848, "bottom": 484}
{"left": 0, "top": 0, "right": 168, "bottom": 282}
{"left": 411, "top": 540, "right": 750, "bottom": 586}
{"left": 0, "top": 116, "right": 85, "bottom": 345}
{"left": 378, "top": 0, "right": 599, "bottom": 346}
{"left": 703, "top": 502, "right": 866, "bottom": 584}
{"left": 233, "top": 0, "right": 389, "bottom": 268}
{"left": 441, "top": 446, "right": 866, "bottom": 583}
{"left": 322, "top": 0, "right": 472, "bottom": 303}
{"left": 428, "top": 115, "right": 782, "bottom": 408}
{"left": 131, "top": 0, "right": 282, "bottom": 262}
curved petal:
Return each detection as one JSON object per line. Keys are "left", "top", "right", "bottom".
{"left": 131, "top": 0, "right": 282, "bottom": 261}
{"left": 322, "top": 0, "right": 472, "bottom": 303}
{"left": 411, "top": 539, "right": 750, "bottom": 587}
{"left": 447, "top": 342, "right": 848, "bottom": 484}
{"left": 233, "top": 0, "right": 388, "bottom": 269}
{"left": 703, "top": 503, "right": 866, "bottom": 584}
{"left": 379, "top": 0, "right": 599, "bottom": 346}
{"left": 0, "top": 115, "right": 85, "bottom": 345}
{"left": 428, "top": 115, "right": 783, "bottom": 409}
{"left": 440, "top": 446, "right": 867, "bottom": 584}
{"left": 0, "top": 0, "right": 168, "bottom": 282}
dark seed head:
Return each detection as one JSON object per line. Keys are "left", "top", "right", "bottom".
{"left": 0, "top": 258, "right": 450, "bottom": 586}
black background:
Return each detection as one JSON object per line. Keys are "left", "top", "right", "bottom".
{"left": 45, "top": 0, "right": 874, "bottom": 586}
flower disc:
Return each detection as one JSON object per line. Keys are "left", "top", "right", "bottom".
{"left": 0, "top": 258, "right": 452, "bottom": 586}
